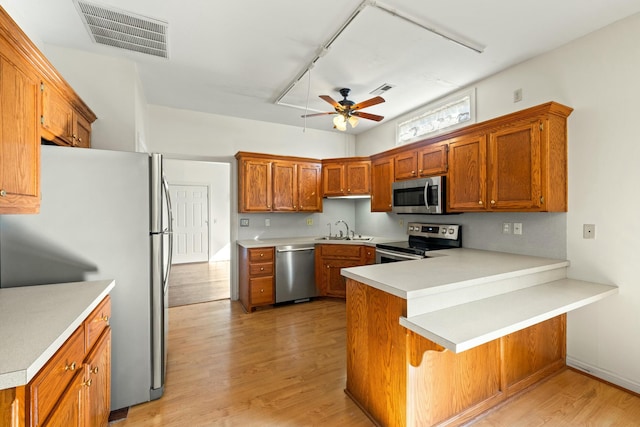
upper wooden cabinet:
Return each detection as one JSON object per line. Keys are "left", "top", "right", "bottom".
{"left": 370, "top": 154, "right": 394, "bottom": 212}
{"left": 394, "top": 143, "right": 449, "bottom": 181}
{"left": 0, "top": 6, "right": 97, "bottom": 214}
{"left": 236, "top": 152, "right": 322, "bottom": 213}
{"left": 41, "top": 81, "right": 95, "bottom": 148}
{"left": 447, "top": 104, "right": 572, "bottom": 212}
{"left": 322, "top": 158, "right": 370, "bottom": 197}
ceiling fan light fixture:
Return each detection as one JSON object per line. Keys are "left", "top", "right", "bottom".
{"left": 348, "top": 115, "right": 359, "bottom": 128}
{"left": 333, "top": 114, "right": 347, "bottom": 131}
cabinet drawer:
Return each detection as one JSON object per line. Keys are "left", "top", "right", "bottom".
{"left": 248, "top": 248, "right": 274, "bottom": 263}
{"left": 249, "top": 262, "right": 273, "bottom": 276}
{"left": 319, "top": 244, "right": 363, "bottom": 259}
{"left": 29, "top": 326, "right": 85, "bottom": 426}
{"left": 84, "top": 296, "right": 111, "bottom": 353}
{"left": 250, "top": 276, "right": 274, "bottom": 305}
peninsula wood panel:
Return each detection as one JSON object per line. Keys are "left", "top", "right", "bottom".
{"left": 346, "top": 279, "right": 568, "bottom": 427}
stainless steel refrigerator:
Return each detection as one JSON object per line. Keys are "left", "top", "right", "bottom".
{"left": 0, "top": 145, "right": 173, "bottom": 411}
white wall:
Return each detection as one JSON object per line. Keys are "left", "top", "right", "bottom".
{"left": 163, "top": 159, "right": 231, "bottom": 262}
{"left": 356, "top": 13, "right": 640, "bottom": 393}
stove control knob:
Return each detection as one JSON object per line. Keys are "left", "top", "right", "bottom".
{"left": 441, "top": 229, "right": 447, "bottom": 234}
{"left": 449, "top": 228, "right": 455, "bottom": 234}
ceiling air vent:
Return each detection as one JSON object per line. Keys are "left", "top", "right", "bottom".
{"left": 75, "top": 1, "right": 168, "bottom": 59}
{"left": 370, "top": 83, "right": 395, "bottom": 96}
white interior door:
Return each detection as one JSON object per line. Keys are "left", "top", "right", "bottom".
{"left": 170, "top": 184, "right": 209, "bottom": 264}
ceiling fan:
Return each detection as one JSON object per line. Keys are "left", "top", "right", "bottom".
{"left": 301, "top": 88, "right": 385, "bottom": 131}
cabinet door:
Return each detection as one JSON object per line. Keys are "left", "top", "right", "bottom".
{"left": 272, "top": 161, "right": 297, "bottom": 212}
{"left": 42, "top": 370, "right": 84, "bottom": 427}
{"left": 322, "top": 162, "right": 344, "bottom": 196}
{"left": 0, "top": 55, "right": 40, "bottom": 214}
{"left": 240, "top": 159, "right": 272, "bottom": 211}
{"left": 371, "top": 157, "right": 394, "bottom": 212}
{"left": 394, "top": 151, "right": 417, "bottom": 180}
{"left": 73, "top": 113, "right": 92, "bottom": 148}
{"left": 448, "top": 134, "right": 487, "bottom": 211}
{"left": 84, "top": 329, "right": 111, "bottom": 427}
{"left": 250, "top": 276, "right": 274, "bottom": 305}
{"left": 418, "top": 143, "right": 448, "bottom": 177}
{"left": 363, "top": 247, "right": 376, "bottom": 265}
{"left": 488, "top": 121, "right": 542, "bottom": 210}
{"left": 41, "top": 83, "right": 73, "bottom": 145}
{"left": 345, "top": 161, "right": 370, "bottom": 195}
{"left": 298, "top": 162, "right": 322, "bottom": 212}
{"left": 321, "top": 259, "right": 362, "bottom": 298}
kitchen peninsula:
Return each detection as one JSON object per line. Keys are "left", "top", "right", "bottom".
{"left": 341, "top": 249, "right": 617, "bottom": 427}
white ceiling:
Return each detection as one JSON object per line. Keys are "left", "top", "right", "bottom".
{"left": 5, "top": 0, "right": 640, "bottom": 134}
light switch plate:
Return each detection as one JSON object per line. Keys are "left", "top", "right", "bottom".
{"left": 240, "top": 218, "right": 249, "bottom": 227}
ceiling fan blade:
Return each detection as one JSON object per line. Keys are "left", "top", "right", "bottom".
{"left": 352, "top": 96, "right": 385, "bottom": 111}
{"left": 319, "top": 95, "right": 341, "bottom": 109}
{"left": 300, "top": 112, "right": 336, "bottom": 118}
{"left": 353, "top": 111, "right": 384, "bottom": 122}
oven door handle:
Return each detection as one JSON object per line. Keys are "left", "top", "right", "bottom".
{"left": 376, "top": 248, "right": 424, "bottom": 261}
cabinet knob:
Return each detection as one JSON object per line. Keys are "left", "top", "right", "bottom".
{"left": 0, "top": 189, "right": 6, "bottom": 197}
{"left": 478, "top": 200, "right": 483, "bottom": 205}
{"left": 260, "top": 253, "right": 264, "bottom": 257}
{"left": 411, "top": 170, "right": 415, "bottom": 175}
{"left": 82, "top": 378, "right": 93, "bottom": 387}
{"left": 64, "top": 361, "right": 77, "bottom": 372}
{"left": 90, "top": 366, "right": 99, "bottom": 374}
{"left": 347, "top": 189, "right": 350, "bottom": 192}
{"left": 260, "top": 267, "right": 264, "bottom": 271}
{"left": 260, "top": 288, "right": 264, "bottom": 293}
{"left": 100, "top": 315, "right": 110, "bottom": 323}
{"left": 419, "top": 169, "right": 423, "bottom": 173}
{"left": 490, "top": 200, "right": 496, "bottom": 205}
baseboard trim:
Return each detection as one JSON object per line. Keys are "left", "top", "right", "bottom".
{"left": 567, "top": 357, "right": 640, "bottom": 395}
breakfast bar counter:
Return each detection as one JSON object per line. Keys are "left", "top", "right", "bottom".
{"left": 340, "top": 249, "right": 617, "bottom": 427}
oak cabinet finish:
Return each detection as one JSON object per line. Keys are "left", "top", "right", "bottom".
{"left": 393, "top": 143, "right": 449, "bottom": 181}
{"left": 315, "top": 245, "right": 375, "bottom": 298}
{"left": 447, "top": 103, "right": 571, "bottom": 213}
{"left": 321, "top": 158, "right": 370, "bottom": 197}
{"left": 238, "top": 246, "right": 275, "bottom": 312}
{"left": 41, "top": 82, "right": 95, "bottom": 148}
{"left": 236, "top": 152, "right": 322, "bottom": 213}
{"left": 7, "top": 295, "right": 113, "bottom": 427}
{"left": 346, "top": 279, "right": 566, "bottom": 427}
{"left": 370, "top": 155, "right": 394, "bottom": 212}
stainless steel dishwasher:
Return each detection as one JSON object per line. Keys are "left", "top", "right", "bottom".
{"left": 275, "top": 244, "right": 317, "bottom": 303}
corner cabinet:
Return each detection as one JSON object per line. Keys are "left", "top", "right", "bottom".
{"left": 236, "top": 152, "right": 322, "bottom": 213}
{"left": 321, "top": 158, "right": 371, "bottom": 197}
{"left": 315, "top": 244, "right": 375, "bottom": 298}
{"left": 448, "top": 103, "right": 572, "bottom": 212}
{"left": 238, "top": 245, "right": 275, "bottom": 312}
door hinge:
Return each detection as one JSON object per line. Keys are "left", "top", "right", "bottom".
{"left": 40, "top": 82, "right": 45, "bottom": 92}
{"left": 539, "top": 122, "right": 544, "bottom": 131}
{"left": 40, "top": 115, "right": 45, "bottom": 125}
{"left": 540, "top": 196, "right": 545, "bottom": 204}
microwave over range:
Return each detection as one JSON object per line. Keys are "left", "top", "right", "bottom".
{"left": 392, "top": 176, "right": 447, "bottom": 214}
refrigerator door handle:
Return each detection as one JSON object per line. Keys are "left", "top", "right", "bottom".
{"left": 161, "top": 176, "right": 174, "bottom": 290}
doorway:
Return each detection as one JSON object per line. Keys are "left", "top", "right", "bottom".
{"left": 170, "top": 184, "right": 209, "bottom": 264}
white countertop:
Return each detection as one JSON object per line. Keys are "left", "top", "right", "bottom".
{"left": 341, "top": 248, "right": 570, "bottom": 299}
{"left": 237, "top": 235, "right": 396, "bottom": 248}
{"left": 400, "top": 279, "right": 617, "bottom": 353}
{"left": 0, "top": 280, "right": 115, "bottom": 390}
{"left": 341, "top": 248, "right": 618, "bottom": 353}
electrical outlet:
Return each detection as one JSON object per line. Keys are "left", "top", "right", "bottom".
{"left": 583, "top": 224, "right": 595, "bottom": 239}
{"left": 399, "top": 219, "right": 404, "bottom": 227}
{"left": 265, "top": 218, "right": 270, "bottom": 227}
{"left": 502, "top": 222, "right": 512, "bottom": 234}
{"left": 240, "top": 218, "right": 249, "bottom": 227}
{"left": 306, "top": 218, "right": 313, "bottom": 226}
{"left": 513, "top": 223, "right": 523, "bottom": 235}
{"left": 513, "top": 88, "right": 523, "bottom": 102}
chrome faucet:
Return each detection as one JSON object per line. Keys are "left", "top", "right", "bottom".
{"left": 326, "top": 222, "right": 332, "bottom": 237}
{"left": 335, "top": 220, "right": 350, "bottom": 239}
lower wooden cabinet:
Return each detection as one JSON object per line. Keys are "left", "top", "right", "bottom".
{"left": 315, "top": 244, "right": 375, "bottom": 298}
{"left": 0, "top": 295, "right": 113, "bottom": 427}
{"left": 238, "top": 246, "right": 275, "bottom": 312}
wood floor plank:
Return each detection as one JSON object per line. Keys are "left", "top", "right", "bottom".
{"left": 168, "top": 261, "right": 230, "bottom": 307}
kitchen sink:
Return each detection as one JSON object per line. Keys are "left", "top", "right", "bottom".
{"left": 315, "top": 236, "right": 373, "bottom": 241}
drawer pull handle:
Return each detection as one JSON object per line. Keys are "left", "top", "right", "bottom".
{"left": 260, "top": 267, "right": 264, "bottom": 271}
{"left": 260, "top": 288, "right": 264, "bottom": 293}
{"left": 82, "top": 378, "right": 93, "bottom": 387}
{"left": 64, "top": 362, "right": 77, "bottom": 372}
{"left": 90, "top": 366, "right": 99, "bottom": 374}
{"left": 0, "top": 189, "right": 6, "bottom": 197}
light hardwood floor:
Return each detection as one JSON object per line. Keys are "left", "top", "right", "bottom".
{"left": 168, "top": 261, "right": 230, "bottom": 307}
{"left": 113, "top": 298, "right": 640, "bottom": 426}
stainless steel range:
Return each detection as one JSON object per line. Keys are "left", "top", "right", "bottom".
{"left": 376, "top": 223, "right": 461, "bottom": 263}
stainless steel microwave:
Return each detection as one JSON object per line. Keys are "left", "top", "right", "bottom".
{"left": 392, "top": 176, "right": 446, "bottom": 214}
